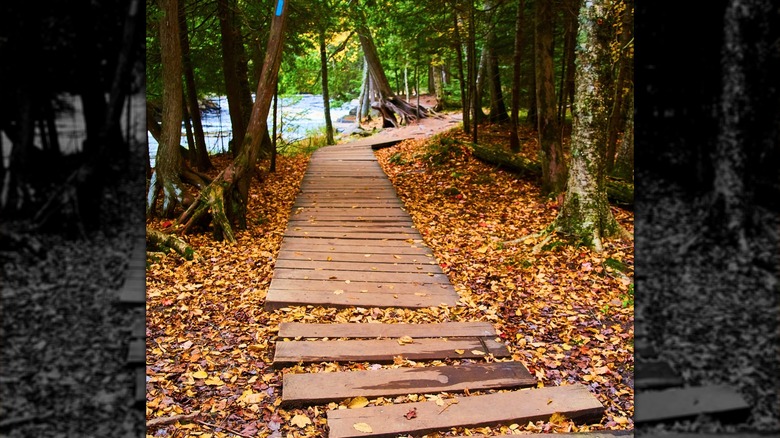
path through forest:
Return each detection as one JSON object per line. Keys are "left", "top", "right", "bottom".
{"left": 265, "top": 122, "right": 611, "bottom": 436}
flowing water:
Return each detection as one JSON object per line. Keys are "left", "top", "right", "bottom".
{"left": 147, "top": 94, "right": 357, "bottom": 167}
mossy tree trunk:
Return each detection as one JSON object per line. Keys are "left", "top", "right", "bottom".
{"left": 319, "top": 30, "right": 335, "bottom": 145}
{"left": 177, "top": 0, "right": 288, "bottom": 242}
{"left": 553, "top": 0, "right": 626, "bottom": 252}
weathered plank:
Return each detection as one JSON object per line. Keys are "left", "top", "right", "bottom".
{"left": 460, "top": 433, "right": 633, "bottom": 438}
{"left": 280, "top": 239, "right": 430, "bottom": 251}
{"left": 127, "top": 339, "right": 145, "bottom": 364}
{"left": 117, "top": 272, "right": 145, "bottom": 305}
{"left": 135, "top": 367, "right": 146, "bottom": 404}
{"left": 283, "top": 231, "right": 420, "bottom": 240}
{"left": 267, "top": 279, "right": 455, "bottom": 294}
{"left": 635, "top": 360, "right": 683, "bottom": 389}
{"left": 285, "top": 225, "right": 417, "bottom": 233}
{"left": 326, "top": 384, "right": 604, "bottom": 438}
{"left": 278, "top": 322, "right": 496, "bottom": 339}
{"left": 272, "top": 268, "right": 450, "bottom": 284}
{"left": 282, "top": 362, "right": 534, "bottom": 405}
{"left": 634, "top": 385, "right": 750, "bottom": 423}
{"left": 273, "top": 337, "right": 509, "bottom": 366}
{"left": 276, "top": 251, "right": 435, "bottom": 264}
{"left": 264, "top": 289, "right": 458, "bottom": 310}
{"left": 274, "top": 259, "right": 441, "bottom": 273}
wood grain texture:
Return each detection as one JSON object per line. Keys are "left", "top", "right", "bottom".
{"left": 273, "top": 337, "right": 509, "bottom": 366}
{"left": 326, "top": 384, "right": 604, "bottom": 437}
{"left": 634, "top": 385, "right": 750, "bottom": 423}
{"left": 282, "top": 362, "right": 534, "bottom": 405}
{"left": 278, "top": 322, "right": 496, "bottom": 338}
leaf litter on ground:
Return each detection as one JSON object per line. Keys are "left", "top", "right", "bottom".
{"left": 146, "top": 124, "right": 634, "bottom": 437}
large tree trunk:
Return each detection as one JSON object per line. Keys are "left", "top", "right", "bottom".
{"left": 613, "top": 87, "right": 634, "bottom": 182}
{"left": 468, "top": 0, "right": 478, "bottom": 142}
{"left": 148, "top": 0, "right": 191, "bottom": 218}
{"left": 474, "top": 47, "right": 489, "bottom": 123}
{"left": 179, "top": 0, "right": 213, "bottom": 171}
{"left": 319, "top": 31, "right": 335, "bottom": 145}
{"left": 509, "top": 0, "right": 527, "bottom": 152}
{"left": 553, "top": 0, "right": 625, "bottom": 252}
{"left": 432, "top": 61, "right": 445, "bottom": 111}
{"left": 535, "top": 0, "right": 567, "bottom": 194}
{"left": 710, "top": 0, "right": 771, "bottom": 251}
{"left": 178, "top": 0, "right": 288, "bottom": 242}
{"left": 218, "top": 0, "right": 249, "bottom": 157}
{"left": 356, "top": 56, "right": 369, "bottom": 126}
{"left": 525, "top": 27, "right": 538, "bottom": 126}
{"left": 557, "top": 0, "right": 579, "bottom": 124}
{"left": 357, "top": 23, "right": 429, "bottom": 127}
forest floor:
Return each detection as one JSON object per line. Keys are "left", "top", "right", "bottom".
{"left": 0, "top": 147, "right": 147, "bottom": 437}
{"left": 636, "top": 170, "right": 779, "bottom": 434}
{"left": 145, "top": 114, "right": 635, "bottom": 436}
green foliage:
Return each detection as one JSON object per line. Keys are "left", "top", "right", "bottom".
{"left": 541, "top": 240, "right": 566, "bottom": 252}
{"left": 603, "top": 257, "right": 628, "bottom": 272}
{"left": 424, "top": 136, "right": 464, "bottom": 165}
{"left": 621, "top": 284, "right": 634, "bottom": 308}
{"left": 388, "top": 152, "right": 406, "bottom": 165}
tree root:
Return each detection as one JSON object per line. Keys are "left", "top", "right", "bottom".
{"left": 146, "top": 411, "right": 201, "bottom": 428}
{"left": 147, "top": 227, "right": 204, "bottom": 262}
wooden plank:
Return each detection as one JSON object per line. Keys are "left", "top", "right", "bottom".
{"left": 285, "top": 225, "right": 417, "bottom": 233}
{"left": 272, "top": 268, "right": 450, "bottom": 284}
{"left": 127, "top": 339, "right": 145, "bottom": 364}
{"left": 274, "top": 259, "right": 441, "bottom": 273}
{"left": 273, "top": 337, "right": 509, "bottom": 366}
{"left": 635, "top": 360, "right": 683, "bottom": 389}
{"left": 282, "top": 362, "right": 534, "bottom": 405}
{"left": 134, "top": 367, "right": 146, "bottom": 405}
{"left": 462, "top": 433, "right": 633, "bottom": 438}
{"left": 276, "top": 251, "right": 435, "bottom": 264}
{"left": 117, "top": 274, "right": 145, "bottom": 305}
{"left": 280, "top": 239, "right": 429, "bottom": 250}
{"left": 288, "top": 216, "right": 415, "bottom": 223}
{"left": 326, "top": 384, "right": 604, "bottom": 438}
{"left": 278, "top": 322, "right": 496, "bottom": 339}
{"left": 267, "top": 279, "right": 455, "bottom": 294}
{"left": 283, "top": 231, "right": 420, "bottom": 240}
{"left": 264, "top": 289, "right": 458, "bottom": 310}
{"left": 634, "top": 385, "right": 750, "bottom": 423}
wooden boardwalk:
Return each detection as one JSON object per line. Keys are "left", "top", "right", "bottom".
{"left": 265, "top": 138, "right": 461, "bottom": 310}
{"left": 266, "top": 135, "right": 608, "bottom": 436}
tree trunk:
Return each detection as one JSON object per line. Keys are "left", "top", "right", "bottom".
{"left": 485, "top": 0, "right": 509, "bottom": 123}
{"left": 432, "top": 62, "right": 445, "bottom": 111}
{"left": 404, "top": 64, "right": 409, "bottom": 102}
{"left": 557, "top": 0, "right": 579, "bottom": 123}
{"left": 468, "top": 0, "right": 478, "bottom": 143}
{"left": 319, "top": 31, "right": 335, "bottom": 145}
{"left": 178, "top": 0, "right": 288, "bottom": 242}
{"left": 179, "top": 0, "right": 212, "bottom": 171}
{"left": 182, "top": 96, "right": 195, "bottom": 161}
{"left": 474, "top": 47, "right": 489, "bottom": 122}
{"left": 356, "top": 56, "right": 369, "bottom": 126}
{"left": 605, "top": 0, "right": 632, "bottom": 173}
{"left": 218, "top": 0, "right": 248, "bottom": 157}
{"left": 509, "top": 0, "right": 526, "bottom": 152}
{"left": 148, "top": 0, "right": 191, "bottom": 218}
{"left": 553, "top": 0, "right": 625, "bottom": 252}
{"left": 357, "top": 22, "right": 429, "bottom": 127}
{"left": 451, "top": 6, "right": 470, "bottom": 135}
{"left": 535, "top": 0, "right": 567, "bottom": 194}
{"left": 526, "top": 25, "right": 538, "bottom": 126}
{"left": 710, "top": 0, "right": 771, "bottom": 250}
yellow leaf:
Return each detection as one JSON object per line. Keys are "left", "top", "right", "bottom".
{"left": 192, "top": 370, "right": 208, "bottom": 379}
{"left": 353, "top": 423, "right": 373, "bottom": 433}
{"left": 398, "top": 336, "right": 414, "bottom": 345}
{"left": 348, "top": 396, "right": 369, "bottom": 409}
{"left": 455, "top": 349, "right": 465, "bottom": 355}
{"left": 476, "top": 245, "right": 489, "bottom": 253}
{"left": 334, "top": 290, "right": 344, "bottom": 295}
{"left": 290, "top": 414, "right": 312, "bottom": 428}
{"left": 471, "top": 350, "right": 486, "bottom": 355}
{"left": 204, "top": 377, "right": 224, "bottom": 386}
{"left": 393, "top": 255, "right": 401, "bottom": 259}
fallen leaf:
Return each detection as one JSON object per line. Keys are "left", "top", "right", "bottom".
{"left": 348, "top": 396, "right": 369, "bottom": 409}
{"left": 454, "top": 349, "right": 465, "bottom": 355}
{"left": 405, "top": 407, "right": 417, "bottom": 420}
{"left": 353, "top": 422, "right": 373, "bottom": 433}
{"left": 398, "top": 335, "right": 415, "bottom": 345}
{"left": 471, "top": 349, "right": 486, "bottom": 355}
{"left": 192, "top": 370, "right": 208, "bottom": 379}
{"left": 290, "top": 414, "right": 311, "bottom": 428}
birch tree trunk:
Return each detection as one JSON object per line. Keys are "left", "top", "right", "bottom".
{"left": 553, "top": 0, "right": 626, "bottom": 252}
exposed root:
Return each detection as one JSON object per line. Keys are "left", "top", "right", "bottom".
{"left": 147, "top": 227, "right": 204, "bottom": 262}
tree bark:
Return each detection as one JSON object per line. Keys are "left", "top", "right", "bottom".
{"left": 612, "top": 87, "right": 634, "bottom": 182}
{"left": 319, "top": 31, "right": 335, "bottom": 145}
{"left": 179, "top": 0, "right": 213, "bottom": 171}
{"left": 218, "top": 0, "right": 248, "bottom": 157}
{"left": 468, "top": 0, "right": 478, "bottom": 143}
{"left": 535, "top": 0, "right": 567, "bottom": 194}
{"left": 485, "top": 0, "right": 509, "bottom": 123}
{"left": 509, "top": 0, "right": 526, "bottom": 152}
{"left": 525, "top": 27, "right": 538, "bottom": 126}
{"left": 605, "top": 0, "right": 632, "bottom": 173}
{"left": 451, "top": 6, "right": 470, "bottom": 135}
{"left": 148, "top": 0, "right": 191, "bottom": 218}
{"left": 553, "top": 0, "right": 625, "bottom": 252}
{"left": 178, "top": 0, "right": 289, "bottom": 242}
{"left": 357, "top": 22, "right": 429, "bottom": 127}
{"left": 557, "top": 0, "right": 579, "bottom": 123}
